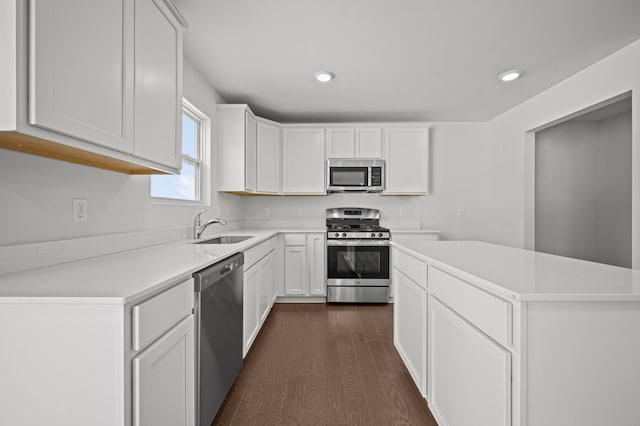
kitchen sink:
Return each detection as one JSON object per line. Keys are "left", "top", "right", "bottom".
{"left": 195, "top": 236, "right": 253, "bottom": 244}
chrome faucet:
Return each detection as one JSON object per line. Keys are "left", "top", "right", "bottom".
{"left": 193, "top": 209, "right": 227, "bottom": 239}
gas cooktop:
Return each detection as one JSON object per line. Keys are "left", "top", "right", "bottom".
{"left": 326, "top": 208, "right": 390, "bottom": 240}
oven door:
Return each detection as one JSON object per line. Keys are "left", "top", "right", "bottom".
{"left": 326, "top": 240, "right": 390, "bottom": 286}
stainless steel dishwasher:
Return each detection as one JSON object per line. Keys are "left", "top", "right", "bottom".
{"left": 193, "top": 253, "right": 244, "bottom": 426}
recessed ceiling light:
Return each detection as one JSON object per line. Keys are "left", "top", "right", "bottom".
{"left": 499, "top": 70, "right": 522, "bottom": 82}
{"left": 314, "top": 70, "right": 335, "bottom": 83}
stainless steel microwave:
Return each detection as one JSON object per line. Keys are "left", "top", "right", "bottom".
{"left": 326, "top": 159, "right": 384, "bottom": 192}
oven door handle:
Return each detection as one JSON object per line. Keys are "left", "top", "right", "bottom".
{"left": 326, "top": 239, "right": 390, "bottom": 247}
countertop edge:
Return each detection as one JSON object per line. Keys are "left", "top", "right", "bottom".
{"left": 391, "top": 241, "right": 640, "bottom": 303}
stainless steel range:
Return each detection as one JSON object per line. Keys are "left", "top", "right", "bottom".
{"left": 326, "top": 208, "right": 390, "bottom": 303}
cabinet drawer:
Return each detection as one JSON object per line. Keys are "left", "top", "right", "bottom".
{"left": 429, "top": 267, "right": 512, "bottom": 347}
{"left": 244, "top": 239, "right": 272, "bottom": 270}
{"left": 393, "top": 249, "right": 427, "bottom": 289}
{"left": 284, "top": 234, "right": 306, "bottom": 246}
{"left": 132, "top": 279, "right": 194, "bottom": 351}
{"left": 269, "top": 236, "right": 278, "bottom": 251}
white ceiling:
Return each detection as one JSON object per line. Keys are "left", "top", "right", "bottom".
{"left": 176, "top": 0, "right": 640, "bottom": 123}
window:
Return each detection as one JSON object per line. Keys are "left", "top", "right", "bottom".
{"left": 151, "top": 99, "right": 210, "bottom": 202}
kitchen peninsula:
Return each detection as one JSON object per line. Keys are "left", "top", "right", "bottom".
{"left": 392, "top": 240, "right": 640, "bottom": 426}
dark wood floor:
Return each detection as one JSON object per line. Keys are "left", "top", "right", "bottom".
{"left": 212, "top": 303, "right": 437, "bottom": 426}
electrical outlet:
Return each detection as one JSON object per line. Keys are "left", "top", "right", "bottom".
{"left": 400, "top": 208, "right": 406, "bottom": 216}
{"left": 457, "top": 207, "right": 466, "bottom": 216}
{"left": 297, "top": 208, "right": 304, "bottom": 217}
{"left": 264, "top": 207, "right": 270, "bottom": 216}
{"left": 73, "top": 198, "right": 87, "bottom": 223}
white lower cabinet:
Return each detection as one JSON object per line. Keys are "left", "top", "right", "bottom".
{"left": 393, "top": 248, "right": 512, "bottom": 425}
{"left": 307, "top": 234, "right": 326, "bottom": 295}
{"left": 243, "top": 237, "right": 276, "bottom": 357}
{"left": 0, "top": 276, "right": 195, "bottom": 426}
{"left": 132, "top": 315, "right": 195, "bottom": 426}
{"left": 428, "top": 295, "right": 511, "bottom": 426}
{"left": 283, "top": 233, "right": 325, "bottom": 297}
{"left": 270, "top": 249, "right": 279, "bottom": 304}
{"left": 258, "top": 255, "right": 272, "bottom": 323}
{"left": 284, "top": 245, "right": 307, "bottom": 295}
{"left": 393, "top": 268, "right": 427, "bottom": 397}
{"left": 243, "top": 262, "right": 260, "bottom": 357}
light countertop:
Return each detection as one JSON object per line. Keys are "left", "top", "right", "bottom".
{"left": 392, "top": 240, "right": 640, "bottom": 301}
{"left": 0, "top": 229, "right": 313, "bottom": 304}
{"left": 391, "top": 229, "right": 440, "bottom": 234}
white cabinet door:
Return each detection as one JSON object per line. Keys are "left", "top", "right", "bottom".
{"left": 269, "top": 249, "right": 284, "bottom": 307}
{"left": 384, "top": 128, "right": 429, "bottom": 194}
{"left": 393, "top": 269, "right": 427, "bottom": 397}
{"left": 428, "top": 296, "right": 511, "bottom": 426}
{"left": 284, "top": 245, "right": 307, "bottom": 295}
{"left": 282, "top": 128, "right": 325, "bottom": 194}
{"left": 132, "top": 315, "right": 195, "bottom": 426}
{"left": 355, "top": 128, "right": 382, "bottom": 158}
{"left": 258, "top": 255, "right": 271, "bottom": 324}
{"left": 29, "top": 0, "right": 133, "bottom": 153}
{"left": 133, "top": 0, "right": 182, "bottom": 170}
{"left": 256, "top": 121, "right": 280, "bottom": 193}
{"left": 243, "top": 265, "right": 260, "bottom": 357}
{"left": 245, "top": 112, "right": 257, "bottom": 192}
{"left": 307, "top": 233, "right": 326, "bottom": 295}
{"left": 326, "top": 128, "right": 355, "bottom": 158}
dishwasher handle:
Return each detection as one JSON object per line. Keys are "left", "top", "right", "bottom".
{"left": 219, "top": 264, "right": 233, "bottom": 276}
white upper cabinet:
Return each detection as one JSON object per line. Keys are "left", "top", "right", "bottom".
{"left": 384, "top": 127, "right": 430, "bottom": 194}
{"left": 133, "top": 0, "right": 183, "bottom": 170}
{"left": 216, "top": 110, "right": 428, "bottom": 196}
{"left": 245, "top": 112, "right": 257, "bottom": 192}
{"left": 1, "top": 0, "right": 186, "bottom": 174}
{"left": 326, "top": 128, "right": 355, "bottom": 158}
{"left": 256, "top": 121, "right": 281, "bottom": 194}
{"left": 326, "top": 127, "right": 382, "bottom": 159}
{"left": 29, "top": 0, "right": 134, "bottom": 153}
{"left": 355, "top": 128, "right": 383, "bottom": 158}
{"left": 217, "top": 105, "right": 253, "bottom": 192}
{"left": 282, "top": 128, "right": 326, "bottom": 194}
{"left": 217, "top": 105, "right": 282, "bottom": 194}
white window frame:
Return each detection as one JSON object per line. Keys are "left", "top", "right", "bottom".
{"left": 150, "top": 98, "right": 211, "bottom": 205}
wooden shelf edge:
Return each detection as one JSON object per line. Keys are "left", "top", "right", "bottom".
{"left": 0, "top": 131, "right": 170, "bottom": 175}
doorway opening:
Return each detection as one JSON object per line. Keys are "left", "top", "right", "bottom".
{"left": 534, "top": 95, "right": 632, "bottom": 268}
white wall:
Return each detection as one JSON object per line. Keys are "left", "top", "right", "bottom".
{"left": 484, "top": 38, "right": 640, "bottom": 268}
{"left": 0, "top": 59, "right": 241, "bottom": 249}
{"left": 534, "top": 113, "right": 632, "bottom": 268}
{"left": 595, "top": 113, "right": 633, "bottom": 266}
{"left": 240, "top": 122, "right": 491, "bottom": 241}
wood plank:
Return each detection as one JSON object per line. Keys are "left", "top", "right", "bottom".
{"left": 337, "top": 339, "right": 373, "bottom": 426}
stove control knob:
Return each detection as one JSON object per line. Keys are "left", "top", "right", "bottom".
{"left": 342, "top": 233, "right": 347, "bottom": 238}
{"left": 378, "top": 233, "right": 383, "bottom": 238}
{"left": 371, "top": 233, "right": 376, "bottom": 238}
{"left": 334, "top": 233, "right": 340, "bottom": 238}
